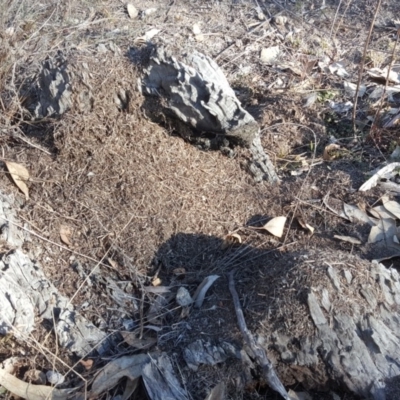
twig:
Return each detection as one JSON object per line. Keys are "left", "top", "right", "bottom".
{"left": 2, "top": 217, "right": 112, "bottom": 269}
{"left": 351, "top": 0, "right": 383, "bottom": 132}
{"left": 228, "top": 271, "right": 290, "bottom": 400}
{"left": 329, "top": 0, "right": 343, "bottom": 38}
{"left": 372, "top": 27, "right": 400, "bottom": 128}
{"left": 331, "top": 0, "right": 354, "bottom": 40}
{"left": 68, "top": 213, "right": 135, "bottom": 305}
{"left": 6, "top": 129, "right": 52, "bottom": 155}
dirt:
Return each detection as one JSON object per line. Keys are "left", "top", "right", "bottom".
{"left": 1, "top": 0, "right": 400, "bottom": 399}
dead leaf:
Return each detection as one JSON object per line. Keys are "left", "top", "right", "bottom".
{"left": 263, "top": 216, "right": 286, "bottom": 238}
{"left": 142, "top": 7, "right": 157, "bottom": 16}
{"left": 90, "top": 354, "right": 150, "bottom": 396}
{"left": 127, "top": 3, "right": 139, "bottom": 19}
{"left": 46, "top": 371, "right": 64, "bottom": 385}
{"left": 304, "top": 92, "right": 318, "bottom": 107}
{"left": 80, "top": 359, "right": 93, "bottom": 370}
{"left": 356, "top": 201, "right": 367, "bottom": 215}
{"left": 221, "top": 232, "right": 242, "bottom": 249}
{"left": 5, "top": 161, "right": 30, "bottom": 200}
{"left": 260, "top": 46, "right": 280, "bottom": 65}
{"left": 343, "top": 203, "right": 375, "bottom": 226}
{"left": 204, "top": 382, "right": 226, "bottom": 400}
{"left": 359, "top": 162, "right": 400, "bottom": 191}
{"left": 192, "top": 275, "right": 220, "bottom": 308}
{"left": 328, "top": 100, "right": 353, "bottom": 113}
{"left": 343, "top": 81, "right": 366, "bottom": 97}
{"left": 323, "top": 143, "right": 341, "bottom": 161}
{"left": 323, "top": 195, "right": 349, "bottom": 219}
{"left": 60, "top": 225, "right": 72, "bottom": 246}
{"left": 369, "top": 205, "right": 397, "bottom": 220}
{"left": 0, "top": 368, "right": 77, "bottom": 400}
{"left": 328, "top": 61, "right": 349, "bottom": 77}
{"left": 146, "top": 292, "right": 172, "bottom": 325}
{"left": 374, "top": 253, "right": 400, "bottom": 262}
{"left": 334, "top": 235, "right": 362, "bottom": 245}
{"left": 297, "top": 217, "right": 314, "bottom": 234}
{"left": 142, "top": 354, "right": 189, "bottom": 400}
{"left": 176, "top": 287, "right": 193, "bottom": 307}
{"left": 382, "top": 200, "right": 400, "bottom": 219}
{"left": 121, "top": 332, "right": 157, "bottom": 350}
{"left": 367, "top": 67, "right": 400, "bottom": 84}
{"left": 368, "top": 218, "right": 397, "bottom": 244}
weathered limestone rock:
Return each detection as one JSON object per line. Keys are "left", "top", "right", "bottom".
{"left": 142, "top": 47, "right": 279, "bottom": 184}
{"left": 33, "top": 51, "right": 72, "bottom": 118}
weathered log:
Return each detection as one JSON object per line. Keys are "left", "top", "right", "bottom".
{"left": 142, "top": 47, "right": 279, "bottom": 184}
{"left": 0, "top": 191, "right": 109, "bottom": 357}
{"left": 253, "top": 250, "right": 400, "bottom": 400}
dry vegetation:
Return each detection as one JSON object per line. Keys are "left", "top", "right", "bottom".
{"left": 1, "top": 0, "right": 400, "bottom": 399}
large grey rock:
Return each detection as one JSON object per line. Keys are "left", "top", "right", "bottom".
{"left": 33, "top": 51, "right": 72, "bottom": 118}
{"left": 142, "top": 47, "right": 279, "bottom": 184}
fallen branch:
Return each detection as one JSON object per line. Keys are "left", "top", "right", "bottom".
{"left": 228, "top": 271, "right": 290, "bottom": 400}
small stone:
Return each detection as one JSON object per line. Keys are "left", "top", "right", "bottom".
{"left": 46, "top": 370, "right": 65, "bottom": 385}
{"left": 176, "top": 287, "right": 193, "bottom": 307}
{"left": 127, "top": 4, "right": 139, "bottom": 19}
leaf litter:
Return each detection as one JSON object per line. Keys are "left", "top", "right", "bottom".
{"left": 262, "top": 216, "right": 287, "bottom": 238}
{"left": 4, "top": 161, "right": 30, "bottom": 200}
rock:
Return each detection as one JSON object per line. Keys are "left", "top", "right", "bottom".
{"left": 33, "top": 51, "right": 72, "bottom": 118}
{"left": 142, "top": 47, "right": 279, "bottom": 184}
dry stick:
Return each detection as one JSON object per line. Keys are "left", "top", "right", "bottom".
{"left": 3, "top": 129, "right": 52, "bottom": 156}
{"left": 351, "top": 0, "right": 383, "bottom": 132}
{"left": 332, "top": 0, "right": 354, "bottom": 40}
{"left": 329, "top": 0, "right": 344, "bottom": 38}
{"left": 228, "top": 271, "right": 290, "bottom": 400}
{"left": 68, "top": 213, "right": 135, "bottom": 306}
{"left": 372, "top": 27, "right": 400, "bottom": 128}
{"left": 2, "top": 218, "right": 112, "bottom": 269}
